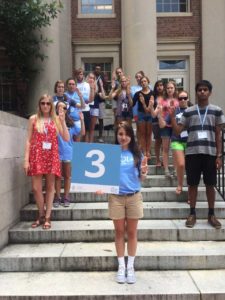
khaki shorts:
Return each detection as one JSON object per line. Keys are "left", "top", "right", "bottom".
{"left": 108, "top": 192, "right": 143, "bottom": 220}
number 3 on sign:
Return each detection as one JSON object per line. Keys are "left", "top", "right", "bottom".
{"left": 85, "top": 149, "right": 105, "bottom": 178}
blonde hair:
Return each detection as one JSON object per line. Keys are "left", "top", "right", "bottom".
{"left": 36, "top": 94, "right": 61, "bottom": 133}
{"left": 115, "top": 75, "right": 129, "bottom": 97}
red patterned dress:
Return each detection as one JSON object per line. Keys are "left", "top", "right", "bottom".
{"left": 28, "top": 118, "right": 61, "bottom": 177}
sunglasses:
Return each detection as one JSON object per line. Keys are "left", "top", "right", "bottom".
{"left": 40, "top": 102, "right": 51, "bottom": 106}
{"left": 178, "top": 97, "right": 188, "bottom": 101}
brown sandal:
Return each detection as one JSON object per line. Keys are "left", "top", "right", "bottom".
{"left": 31, "top": 215, "right": 45, "bottom": 228}
{"left": 42, "top": 217, "right": 51, "bottom": 230}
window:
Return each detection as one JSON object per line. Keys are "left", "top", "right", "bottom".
{"left": 157, "top": 0, "right": 189, "bottom": 13}
{"left": 158, "top": 59, "right": 188, "bottom": 91}
{"left": 80, "top": 0, "right": 113, "bottom": 15}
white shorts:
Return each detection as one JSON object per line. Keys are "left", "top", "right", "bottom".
{"left": 99, "top": 102, "right": 105, "bottom": 119}
{"left": 90, "top": 108, "right": 99, "bottom": 117}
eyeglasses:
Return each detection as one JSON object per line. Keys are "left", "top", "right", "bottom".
{"left": 178, "top": 97, "right": 188, "bottom": 101}
{"left": 68, "top": 83, "right": 75, "bottom": 85}
{"left": 40, "top": 102, "right": 51, "bottom": 106}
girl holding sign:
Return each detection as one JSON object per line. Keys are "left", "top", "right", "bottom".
{"left": 23, "top": 94, "right": 69, "bottom": 230}
{"left": 108, "top": 121, "right": 148, "bottom": 284}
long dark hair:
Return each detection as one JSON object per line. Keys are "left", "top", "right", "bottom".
{"left": 115, "top": 121, "right": 142, "bottom": 174}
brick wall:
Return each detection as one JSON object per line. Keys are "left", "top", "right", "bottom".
{"left": 157, "top": 0, "right": 202, "bottom": 83}
{"left": 71, "top": 0, "right": 121, "bottom": 40}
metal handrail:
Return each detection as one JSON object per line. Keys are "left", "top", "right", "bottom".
{"left": 216, "top": 128, "right": 225, "bottom": 200}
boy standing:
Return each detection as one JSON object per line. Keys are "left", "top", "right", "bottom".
{"left": 170, "top": 80, "right": 225, "bottom": 228}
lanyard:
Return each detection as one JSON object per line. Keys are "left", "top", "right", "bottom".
{"left": 197, "top": 105, "right": 209, "bottom": 130}
{"left": 43, "top": 118, "right": 50, "bottom": 137}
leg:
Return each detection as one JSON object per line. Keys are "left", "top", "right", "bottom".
{"left": 62, "top": 162, "right": 71, "bottom": 206}
{"left": 113, "top": 218, "right": 126, "bottom": 283}
{"left": 173, "top": 150, "right": 185, "bottom": 194}
{"left": 98, "top": 118, "right": 104, "bottom": 140}
{"left": 55, "top": 162, "right": 62, "bottom": 199}
{"left": 43, "top": 173, "right": 55, "bottom": 228}
{"left": 31, "top": 175, "right": 45, "bottom": 227}
{"left": 138, "top": 122, "right": 147, "bottom": 155}
{"left": 113, "top": 219, "right": 126, "bottom": 257}
{"left": 89, "top": 116, "right": 98, "bottom": 143}
{"left": 146, "top": 122, "right": 152, "bottom": 159}
{"left": 162, "top": 137, "right": 170, "bottom": 175}
{"left": 155, "top": 138, "right": 162, "bottom": 166}
{"left": 126, "top": 219, "right": 139, "bottom": 256}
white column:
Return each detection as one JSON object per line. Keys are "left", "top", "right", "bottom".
{"left": 27, "top": 1, "right": 72, "bottom": 114}
{"left": 202, "top": 0, "right": 225, "bottom": 111}
{"left": 121, "top": 0, "right": 157, "bottom": 85}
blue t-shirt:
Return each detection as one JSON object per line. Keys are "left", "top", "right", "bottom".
{"left": 58, "top": 125, "right": 80, "bottom": 161}
{"left": 65, "top": 91, "right": 81, "bottom": 121}
{"left": 119, "top": 149, "right": 141, "bottom": 194}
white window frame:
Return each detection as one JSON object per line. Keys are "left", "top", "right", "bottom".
{"left": 156, "top": 0, "right": 192, "bottom": 17}
{"left": 77, "top": 0, "right": 116, "bottom": 18}
{"left": 157, "top": 38, "right": 196, "bottom": 102}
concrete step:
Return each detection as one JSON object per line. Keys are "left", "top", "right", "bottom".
{"left": 29, "top": 187, "right": 223, "bottom": 203}
{"left": 142, "top": 175, "right": 204, "bottom": 187}
{"left": 9, "top": 219, "right": 225, "bottom": 243}
{"left": 20, "top": 202, "right": 225, "bottom": 221}
{"left": 1, "top": 241, "right": 225, "bottom": 272}
{"left": 0, "top": 270, "right": 225, "bottom": 299}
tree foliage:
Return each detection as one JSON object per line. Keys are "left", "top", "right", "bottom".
{"left": 0, "top": 0, "right": 63, "bottom": 80}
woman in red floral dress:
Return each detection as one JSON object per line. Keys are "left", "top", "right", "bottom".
{"left": 24, "top": 94, "right": 69, "bottom": 229}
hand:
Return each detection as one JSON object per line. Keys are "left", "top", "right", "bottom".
{"left": 149, "top": 96, "right": 154, "bottom": 108}
{"left": 23, "top": 161, "right": 30, "bottom": 176}
{"left": 139, "top": 93, "right": 145, "bottom": 104}
{"left": 141, "top": 156, "right": 148, "bottom": 175}
{"left": 216, "top": 157, "right": 222, "bottom": 170}
{"left": 168, "top": 105, "right": 176, "bottom": 117}
{"left": 95, "top": 190, "right": 105, "bottom": 195}
{"left": 58, "top": 106, "right": 65, "bottom": 122}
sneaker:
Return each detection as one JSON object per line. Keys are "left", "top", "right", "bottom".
{"left": 208, "top": 215, "right": 221, "bottom": 229}
{"left": 126, "top": 267, "right": 136, "bottom": 284}
{"left": 185, "top": 214, "right": 196, "bottom": 228}
{"left": 63, "top": 197, "right": 70, "bottom": 207}
{"left": 98, "top": 138, "right": 104, "bottom": 143}
{"left": 53, "top": 197, "right": 60, "bottom": 208}
{"left": 116, "top": 265, "right": 126, "bottom": 284}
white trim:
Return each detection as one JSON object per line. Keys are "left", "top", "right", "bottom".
{"left": 157, "top": 12, "right": 192, "bottom": 17}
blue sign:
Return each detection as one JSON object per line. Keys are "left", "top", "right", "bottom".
{"left": 71, "top": 143, "right": 121, "bottom": 194}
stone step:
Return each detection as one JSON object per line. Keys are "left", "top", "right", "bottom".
{"left": 142, "top": 175, "right": 204, "bottom": 187}
{"left": 9, "top": 219, "right": 225, "bottom": 243}
{"left": 0, "top": 270, "right": 224, "bottom": 299}
{"left": 1, "top": 241, "right": 225, "bottom": 272}
{"left": 30, "top": 187, "right": 223, "bottom": 203}
{"left": 20, "top": 202, "right": 225, "bottom": 221}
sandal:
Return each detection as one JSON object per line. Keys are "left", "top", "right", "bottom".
{"left": 175, "top": 186, "right": 182, "bottom": 195}
{"left": 31, "top": 215, "right": 45, "bottom": 228}
{"left": 42, "top": 217, "right": 51, "bottom": 230}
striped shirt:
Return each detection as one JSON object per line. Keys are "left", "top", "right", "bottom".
{"left": 179, "top": 104, "right": 225, "bottom": 156}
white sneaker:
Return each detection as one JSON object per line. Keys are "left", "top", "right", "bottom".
{"left": 126, "top": 267, "right": 136, "bottom": 284}
{"left": 116, "top": 265, "right": 126, "bottom": 284}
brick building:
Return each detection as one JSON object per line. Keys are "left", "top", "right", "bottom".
{"left": 1, "top": 0, "right": 225, "bottom": 114}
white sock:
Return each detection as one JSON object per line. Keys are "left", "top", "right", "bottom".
{"left": 127, "top": 256, "right": 135, "bottom": 269}
{"left": 118, "top": 256, "right": 125, "bottom": 268}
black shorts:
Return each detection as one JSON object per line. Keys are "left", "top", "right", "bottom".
{"left": 82, "top": 111, "right": 91, "bottom": 131}
{"left": 185, "top": 154, "right": 217, "bottom": 186}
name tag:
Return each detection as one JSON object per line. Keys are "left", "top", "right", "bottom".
{"left": 180, "top": 130, "right": 188, "bottom": 138}
{"left": 42, "top": 142, "right": 52, "bottom": 150}
{"left": 198, "top": 131, "right": 207, "bottom": 139}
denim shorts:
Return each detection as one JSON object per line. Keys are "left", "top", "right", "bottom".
{"left": 160, "top": 127, "right": 172, "bottom": 137}
{"left": 138, "top": 111, "right": 152, "bottom": 123}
